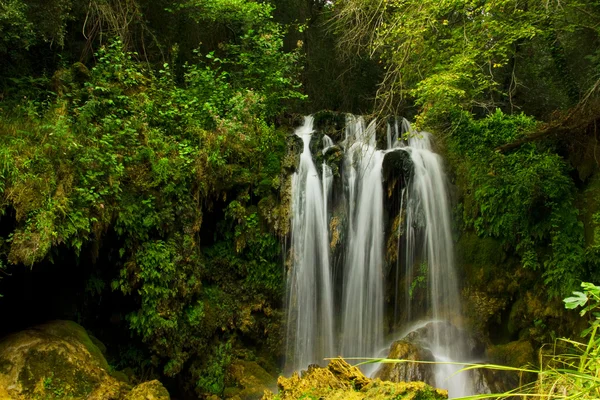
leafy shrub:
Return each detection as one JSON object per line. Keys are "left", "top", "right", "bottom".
{"left": 447, "top": 109, "right": 585, "bottom": 296}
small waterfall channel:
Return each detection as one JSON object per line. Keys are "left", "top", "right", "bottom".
{"left": 285, "top": 115, "right": 482, "bottom": 397}
{"left": 286, "top": 116, "right": 335, "bottom": 373}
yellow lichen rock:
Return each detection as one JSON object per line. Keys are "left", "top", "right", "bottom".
{"left": 0, "top": 320, "right": 169, "bottom": 400}
{"left": 125, "top": 380, "right": 170, "bottom": 400}
{"left": 262, "top": 359, "right": 447, "bottom": 400}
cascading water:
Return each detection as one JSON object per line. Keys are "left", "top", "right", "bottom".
{"left": 285, "top": 116, "right": 335, "bottom": 373}
{"left": 340, "top": 116, "right": 385, "bottom": 362}
{"left": 392, "top": 119, "right": 472, "bottom": 397}
{"left": 286, "top": 114, "right": 481, "bottom": 397}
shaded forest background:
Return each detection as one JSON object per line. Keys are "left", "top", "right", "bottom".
{"left": 1, "top": 0, "right": 600, "bottom": 398}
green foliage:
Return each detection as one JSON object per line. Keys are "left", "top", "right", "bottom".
{"left": 194, "top": 341, "right": 232, "bottom": 396}
{"left": 0, "top": 0, "right": 35, "bottom": 52}
{"left": 448, "top": 109, "right": 586, "bottom": 296}
{"left": 0, "top": 3, "right": 299, "bottom": 384}
{"left": 0, "top": 0, "right": 72, "bottom": 81}
{"left": 333, "top": 0, "right": 600, "bottom": 123}
{"left": 170, "top": 0, "right": 306, "bottom": 119}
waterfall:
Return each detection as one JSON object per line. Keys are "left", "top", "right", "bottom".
{"left": 397, "top": 119, "right": 472, "bottom": 397}
{"left": 285, "top": 116, "right": 335, "bottom": 373}
{"left": 340, "top": 116, "right": 385, "bottom": 361}
{"left": 286, "top": 114, "right": 478, "bottom": 397}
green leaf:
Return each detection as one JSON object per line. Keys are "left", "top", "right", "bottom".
{"left": 564, "top": 291, "right": 589, "bottom": 309}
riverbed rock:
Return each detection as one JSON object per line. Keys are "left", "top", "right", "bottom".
{"left": 0, "top": 320, "right": 169, "bottom": 400}
{"left": 374, "top": 340, "right": 436, "bottom": 385}
{"left": 262, "top": 358, "right": 447, "bottom": 400}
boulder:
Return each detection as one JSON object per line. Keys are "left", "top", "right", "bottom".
{"left": 0, "top": 320, "right": 169, "bottom": 400}
{"left": 125, "top": 380, "right": 170, "bottom": 400}
{"left": 374, "top": 340, "right": 436, "bottom": 386}
{"left": 262, "top": 358, "right": 447, "bottom": 400}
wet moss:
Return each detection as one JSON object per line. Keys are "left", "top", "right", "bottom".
{"left": 375, "top": 340, "right": 435, "bottom": 385}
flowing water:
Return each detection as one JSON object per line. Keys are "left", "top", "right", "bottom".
{"left": 392, "top": 120, "right": 471, "bottom": 397}
{"left": 285, "top": 116, "right": 335, "bottom": 373}
{"left": 340, "top": 116, "right": 385, "bottom": 363}
{"left": 286, "top": 115, "right": 479, "bottom": 397}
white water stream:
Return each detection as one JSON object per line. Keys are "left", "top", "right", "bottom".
{"left": 286, "top": 115, "right": 478, "bottom": 397}
{"left": 340, "top": 116, "right": 385, "bottom": 363}
{"left": 393, "top": 120, "right": 471, "bottom": 397}
{"left": 285, "top": 116, "right": 335, "bottom": 373}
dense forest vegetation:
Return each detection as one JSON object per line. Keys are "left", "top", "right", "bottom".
{"left": 1, "top": 0, "right": 600, "bottom": 399}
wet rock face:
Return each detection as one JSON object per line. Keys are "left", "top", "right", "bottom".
{"left": 382, "top": 149, "right": 414, "bottom": 186}
{"left": 0, "top": 320, "right": 169, "bottom": 400}
{"left": 374, "top": 340, "right": 436, "bottom": 386}
{"left": 382, "top": 149, "right": 414, "bottom": 213}
{"left": 263, "top": 359, "right": 447, "bottom": 400}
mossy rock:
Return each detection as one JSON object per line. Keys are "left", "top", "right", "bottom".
{"left": 0, "top": 320, "right": 115, "bottom": 399}
{"left": 124, "top": 380, "right": 170, "bottom": 400}
{"left": 89, "top": 334, "right": 107, "bottom": 356}
{"left": 487, "top": 340, "right": 534, "bottom": 368}
{"left": 111, "top": 370, "right": 131, "bottom": 384}
{"left": 461, "top": 287, "right": 509, "bottom": 337}
{"left": 0, "top": 385, "right": 12, "bottom": 400}
{"left": 374, "top": 340, "right": 435, "bottom": 386}
{"left": 227, "top": 360, "right": 276, "bottom": 400}
{"left": 35, "top": 320, "right": 109, "bottom": 371}
{"left": 262, "top": 359, "right": 447, "bottom": 400}
{"left": 470, "top": 367, "right": 519, "bottom": 395}
{"left": 317, "top": 145, "right": 344, "bottom": 178}
{"left": 0, "top": 320, "right": 169, "bottom": 400}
